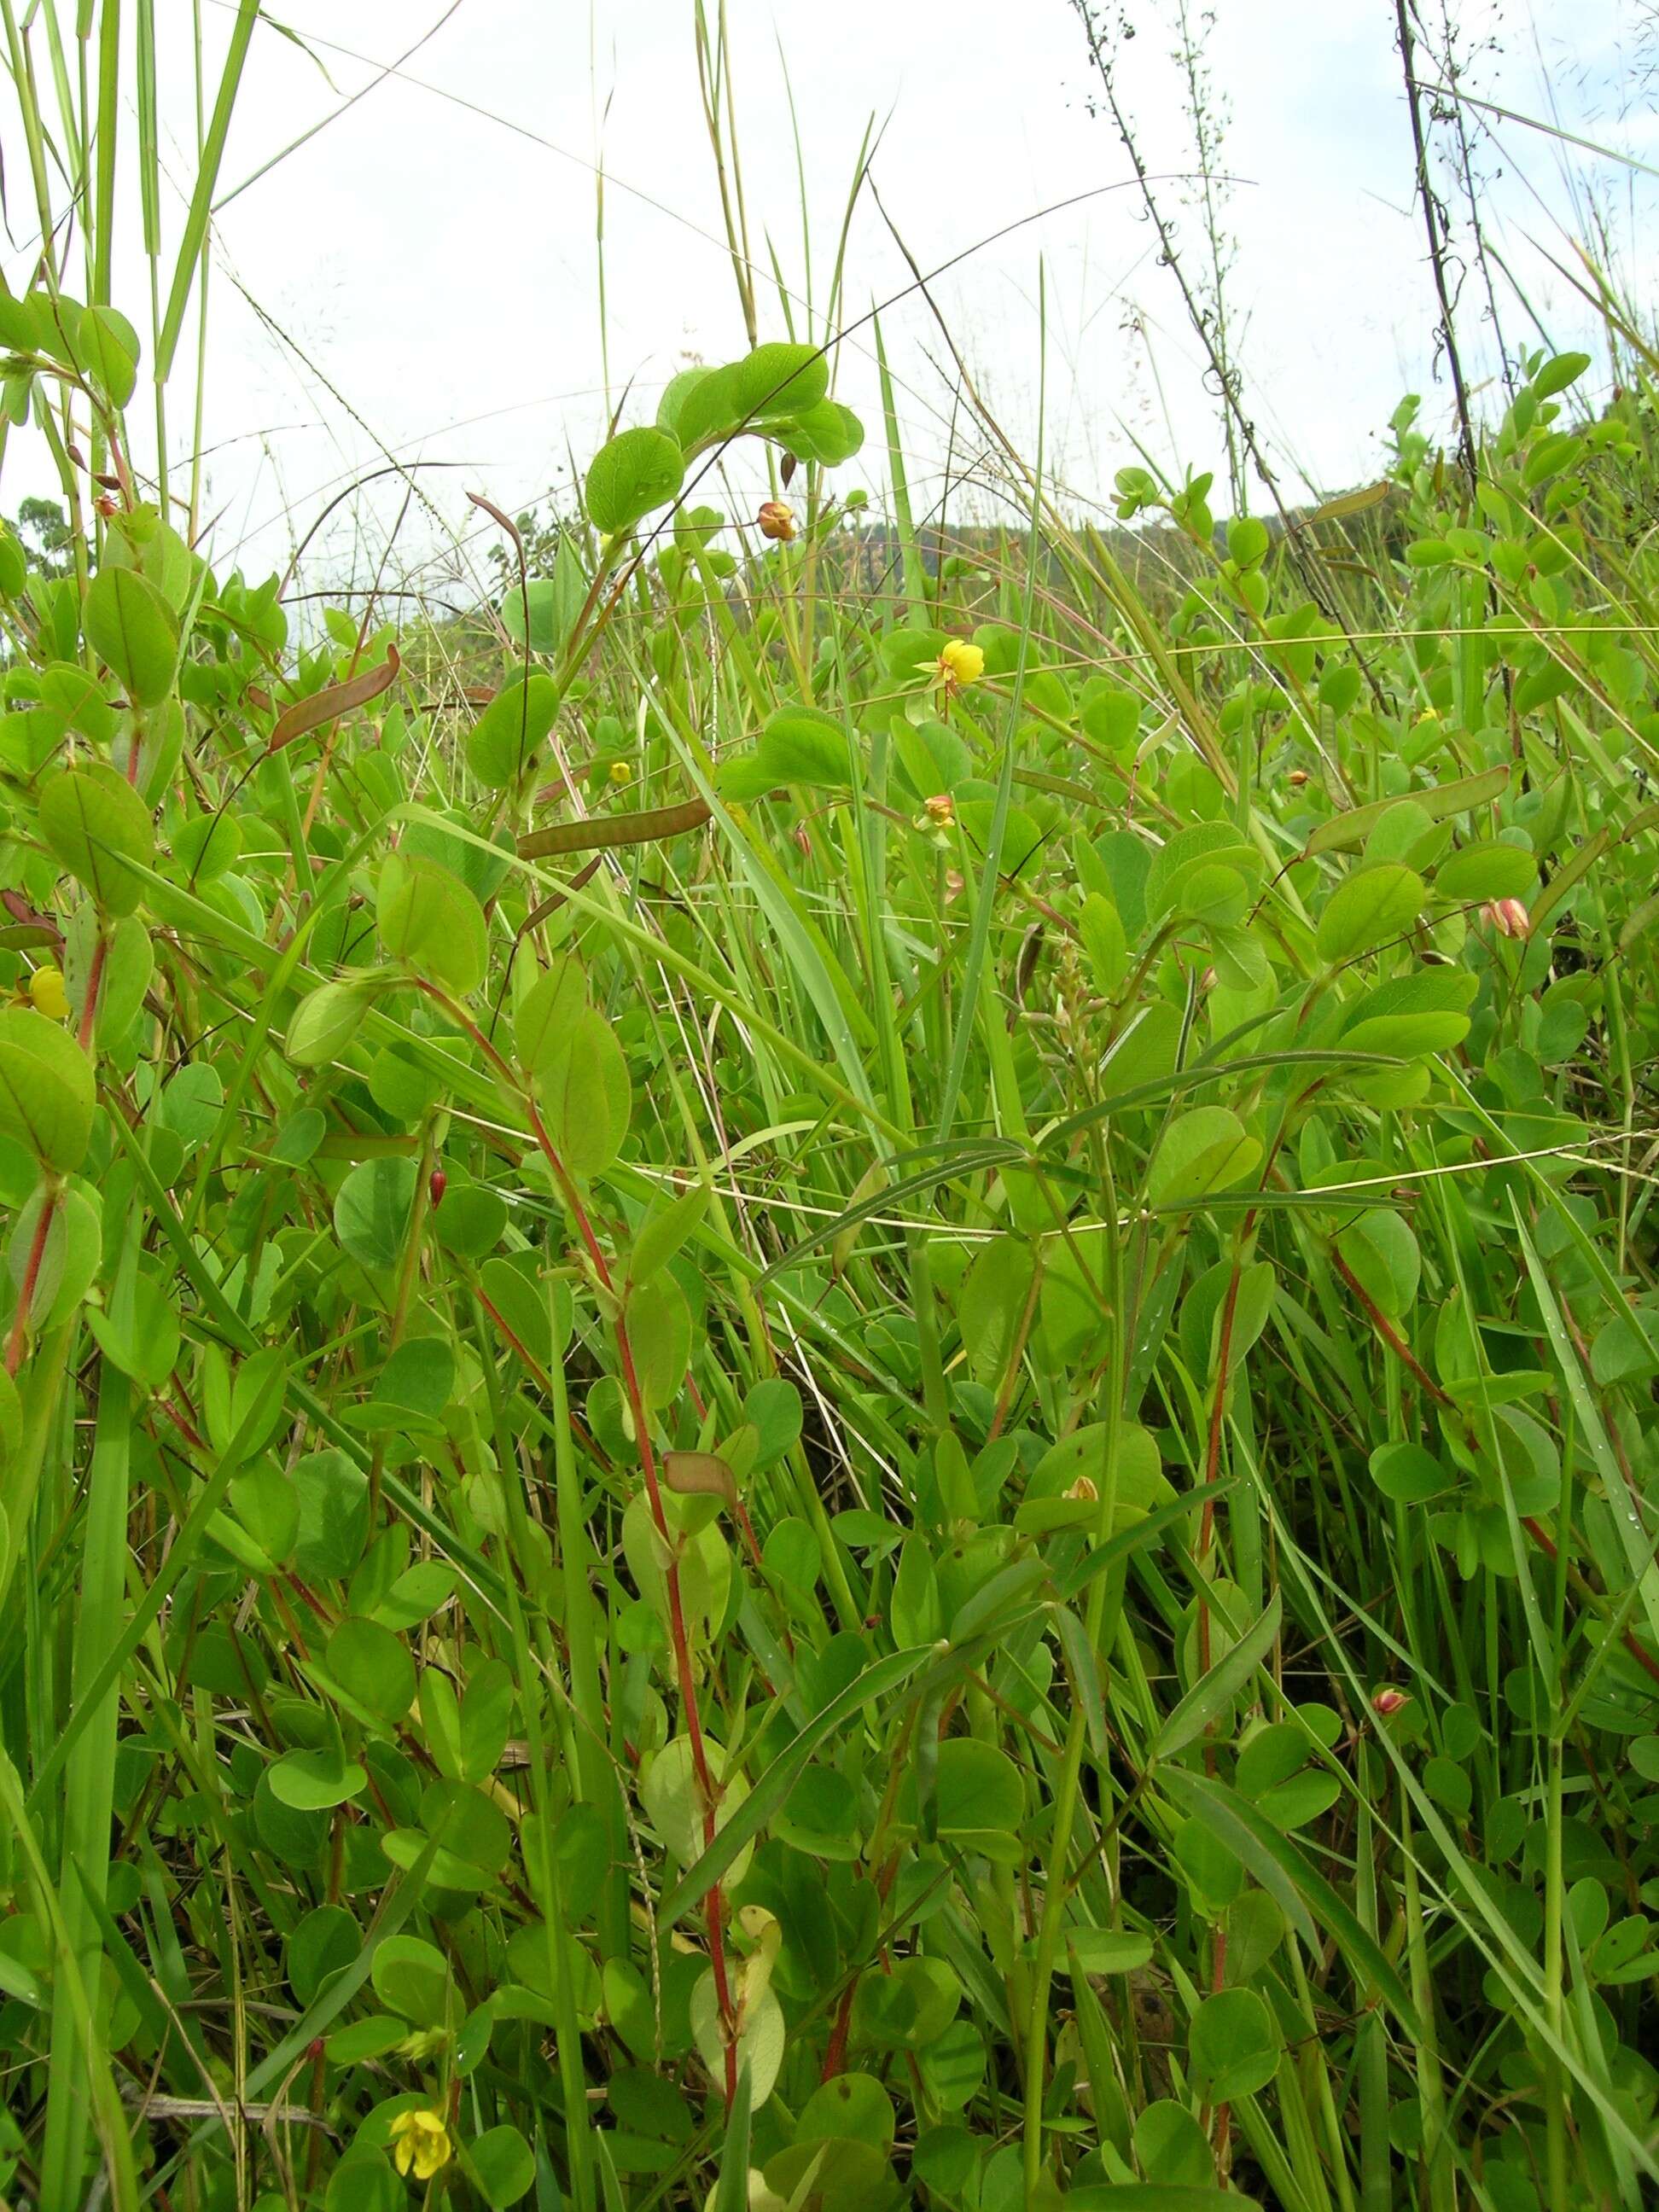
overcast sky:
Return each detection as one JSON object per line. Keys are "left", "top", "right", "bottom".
{"left": 3, "top": 0, "right": 1651, "bottom": 603}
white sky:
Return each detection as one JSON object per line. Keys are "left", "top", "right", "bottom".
{"left": 2, "top": 0, "right": 1651, "bottom": 603}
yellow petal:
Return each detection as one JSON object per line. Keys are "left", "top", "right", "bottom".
{"left": 414, "top": 2124, "right": 451, "bottom": 2179}
{"left": 28, "top": 966, "right": 69, "bottom": 1022}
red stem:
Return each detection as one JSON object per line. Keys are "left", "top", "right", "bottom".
{"left": 5, "top": 1193, "right": 56, "bottom": 1377}
{"left": 428, "top": 985, "right": 740, "bottom": 2102}
{"left": 76, "top": 932, "right": 108, "bottom": 1054}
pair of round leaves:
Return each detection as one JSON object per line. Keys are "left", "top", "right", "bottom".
{"left": 658, "top": 341, "right": 830, "bottom": 451}
{"left": 288, "top": 849, "right": 492, "bottom": 1068}
{"left": 514, "top": 958, "right": 632, "bottom": 1179}
{"left": 585, "top": 343, "right": 849, "bottom": 535}
{"left": 467, "top": 672, "right": 562, "bottom": 789}
{"left": 376, "top": 852, "right": 487, "bottom": 997}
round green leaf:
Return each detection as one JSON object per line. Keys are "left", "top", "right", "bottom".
{"left": 0, "top": 526, "right": 26, "bottom": 599}
{"left": 1339, "top": 967, "right": 1476, "bottom": 1057}
{"left": 730, "top": 341, "right": 829, "bottom": 421}
{"left": 288, "top": 1904, "right": 359, "bottom": 2007}
{"left": 585, "top": 427, "right": 685, "bottom": 534}
{"left": 376, "top": 852, "right": 487, "bottom": 995}
{"left": 933, "top": 1738, "right": 1025, "bottom": 1865}
{"left": 1134, "top": 2100, "right": 1214, "bottom": 2189}
{"left": 84, "top": 562, "right": 179, "bottom": 707}
{"left": 1336, "top": 1208, "right": 1419, "bottom": 1316}
{"left": 434, "top": 1179, "right": 507, "bottom": 1260}
{"left": 513, "top": 957, "right": 587, "bottom": 1082}
{"left": 641, "top": 1733, "right": 752, "bottom": 1884}
{"left": 334, "top": 1156, "right": 418, "bottom": 1272}
{"left": 268, "top": 1747, "right": 369, "bottom": 1812}
{"left": 292, "top": 1449, "right": 370, "bottom": 1579}
{"left": 79, "top": 303, "right": 139, "bottom": 406}
{"left": 469, "top": 2125, "right": 535, "bottom": 2209}
{"left": 533, "top": 1004, "right": 631, "bottom": 1179}
{"left": 38, "top": 763, "right": 154, "bottom": 915}
{"left": 798, "top": 2074, "right": 895, "bottom": 2149}
{"left": 625, "top": 1276, "right": 690, "bottom": 1411}
{"left": 781, "top": 397, "right": 864, "bottom": 465}
{"left": 370, "top": 1933, "right": 450, "bottom": 2027}
{"left": 467, "top": 673, "right": 562, "bottom": 789}
{"left": 1147, "top": 1105, "right": 1260, "bottom": 1210}
{"left": 1434, "top": 841, "right": 1536, "bottom": 904}
{"left": 158, "top": 1062, "right": 223, "bottom": 1147}
{"left": 0, "top": 1007, "right": 96, "bottom": 1171}
{"left": 1316, "top": 863, "right": 1423, "bottom": 963}
{"left": 325, "top": 1615, "right": 416, "bottom": 1726}
{"left": 1189, "top": 1986, "right": 1281, "bottom": 2102}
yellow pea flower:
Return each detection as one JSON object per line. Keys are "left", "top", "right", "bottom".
{"left": 28, "top": 966, "right": 69, "bottom": 1022}
{"left": 923, "top": 638, "right": 985, "bottom": 693}
{"left": 608, "top": 760, "right": 633, "bottom": 787}
{"left": 389, "top": 2106, "right": 452, "bottom": 2183}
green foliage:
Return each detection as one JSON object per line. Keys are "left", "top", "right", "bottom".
{"left": 0, "top": 38, "right": 1656, "bottom": 2212}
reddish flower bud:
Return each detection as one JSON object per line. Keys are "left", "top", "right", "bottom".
{"left": 428, "top": 1167, "right": 447, "bottom": 1210}
{"left": 1371, "top": 1686, "right": 1409, "bottom": 1718}
{"left": 923, "top": 793, "right": 955, "bottom": 827}
{"left": 757, "top": 500, "right": 796, "bottom": 543}
{"left": 1482, "top": 897, "right": 1531, "bottom": 940}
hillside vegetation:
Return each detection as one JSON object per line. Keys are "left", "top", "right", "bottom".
{"left": 0, "top": 9, "right": 1656, "bottom": 2212}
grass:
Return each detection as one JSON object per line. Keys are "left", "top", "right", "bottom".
{"left": 0, "top": 6, "right": 1656, "bottom": 2210}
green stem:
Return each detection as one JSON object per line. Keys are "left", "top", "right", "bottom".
{"left": 39, "top": 1355, "right": 132, "bottom": 2208}
{"left": 1022, "top": 1155, "right": 1122, "bottom": 2195}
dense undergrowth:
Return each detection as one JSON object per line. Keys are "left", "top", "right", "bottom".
{"left": 1, "top": 9, "right": 1658, "bottom": 2212}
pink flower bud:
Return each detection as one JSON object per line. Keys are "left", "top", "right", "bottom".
{"left": 923, "top": 793, "right": 955, "bottom": 827}
{"left": 1482, "top": 898, "right": 1531, "bottom": 940}
{"left": 1371, "top": 1686, "right": 1410, "bottom": 1718}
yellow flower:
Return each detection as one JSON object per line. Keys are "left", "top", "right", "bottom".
{"left": 389, "top": 2106, "right": 452, "bottom": 2183}
{"left": 28, "top": 966, "right": 69, "bottom": 1022}
{"left": 608, "top": 760, "right": 633, "bottom": 787}
{"left": 925, "top": 638, "right": 984, "bottom": 692}
{"left": 756, "top": 500, "right": 796, "bottom": 544}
